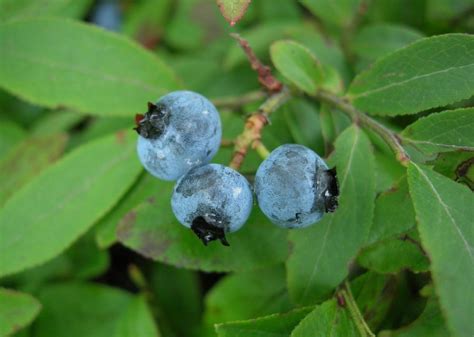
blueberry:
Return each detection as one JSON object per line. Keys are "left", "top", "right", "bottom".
{"left": 135, "top": 91, "right": 222, "bottom": 181}
{"left": 254, "top": 144, "right": 339, "bottom": 229}
{"left": 90, "top": 0, "right": 122, "bottom": 32}
{"left": 171, "top": 164, "right": 253, "bottom": 246}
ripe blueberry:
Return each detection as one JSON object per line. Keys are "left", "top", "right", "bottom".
{"left": 254, "top": 144, "right": 339, "bottom": 229}
{"left": 135, "top": 91, "right": 222, "bottom": 181}
{"left": 91, "top": 0, "right": 122, "bottom": 32}
{"left": 171, "top": 164, "right": 253, "bottom": 246}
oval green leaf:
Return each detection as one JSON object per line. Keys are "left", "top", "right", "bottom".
{"left": 0, "top": 18, "right": 179, "bottom": 116}
{"left": 348, "top": 34, "right": 474, "bottom": 116}
{"left": 270, "top": 40, "right": 324, "bottom": 95}
{"left": 408, "top": 163, "right": 474, "bottom": 337}
{"left": 0, "top": 130, "right": 142, "bottom": 277}
{"left": 402, "top": 108, "right": 474, "bottom": 154}
{"left": 0, "top": 288, "right": 41, "bottom": 337}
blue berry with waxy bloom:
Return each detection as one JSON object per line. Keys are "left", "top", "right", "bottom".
{"left": 171, "top": 163, "right": 253, "bottom": 246}
{"left": 254, "top": 144, "right": 339, "bottom": 229}
{"left": 135, "top": 90, "right": 222, "bottom": 181}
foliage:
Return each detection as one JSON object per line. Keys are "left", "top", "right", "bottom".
{"left": 0, "top": 1, "right": 473, "bottom": 337}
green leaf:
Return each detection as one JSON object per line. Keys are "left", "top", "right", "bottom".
{"left": 215, "top": 307, "right": 313, "bottom": 337}
{"left": 258, "top": 0, "right": 302, "bottom": 22}
{"left": 216, "top": 0, "right": 251, "bottom": 26}
{"left": 122, "top": 0, "right": 171, "bottom": 41}
{"left": 374, "top": 150, "right": 406, "bottom": 194}
{"left": 427, "top": 0, "right": 473, "bottom": 25}
{"left": 0, "top": 288, "right": 41, "bottom": 337}
{"left": 163, "top": 0, "right": 205, "bottom": 51}
{"left": 367, "top": 177, "right": 415, "bottom": 245}
{"left": 283, "top": 98, "right": 324, "bottom": 154}
{"left": 34, "top": 283, "right": 159, "bottom": 337}
{"left": 379, "top": 298, "right": 450, "bottom": 337}
{"left": 0, "top": 0, "right": 94, "bottom": 22}
{"left": 407, "top": 163, "right": 474, "bottom": 337}
{"left": 150, "top": 264, "right": 201, "bottom": 337}
{"left": 68, "top": 116, "right": 131, "bottom": 150}
{"left": 117, "top": 202, "right": 289, "bottom": 272}
{"left": 290, "top": 299, "right": 359, "bottom": 337}
{"left": 357, "top": 236, "right": 429, "bottom": 274}
{"left": 352, "top": 23, "right": 424, "bottom": 70}
{"left": 0, "top": 90, "right": 43, "bottom": 128}
{"left": 0, "top": 133, "right": 68, "bottom": 207}
{"left": 115, "top": 295, "right": 161, "bottom": 337}
{"left": 64, "top": 231, "right": 109, "bottom": 280}
{"left": 351, "top": 272, "right": 394, "bottom": 331}
{"left": 0, "top": 18, "right": 179, "bottom": 116}
{"left": 299, "top": 0, "right": 360, "bottom": 28}
{"left": 270, "top": 40, "right": 324, "bottom": 95}
{"left": 31, "top": 110, "right": 84, "bottom": 136}
{"left": 348, "top": 34, "right": 474, "bottom": 116}
{"left": 95, "top": 172, "right": 164, "bottom": 249}
{"left": 401, "top": 108, "right": 474, "bottom": 154}
{"left": 366, "top": 0, "right": 426, "bottom": 28}
{"left": 1, "top": 232, "right": 107, "bottom": 293}
{"left": 204, "top": 265, "right": 292, "bottom": 325}
{"left": 287, "top": 125, "right": 376, "bottom": 304}
{"left": 0, "top": 118, "right": 25, "bottom": 159}
{"left": 0, "top": 130, "right": 142, "bottom": 277}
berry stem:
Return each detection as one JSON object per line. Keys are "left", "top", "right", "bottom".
{"left": 212, "top": 90, "right": 266, "bottom": 110}
{"left": 342, "top": 281, "right": 376, "bottom": 337}
{"left": 314, "top": 90, "right": 410, "bottom": 167}
{"left": 254, "top": 141, "right": 270, "bottom": 159}
{"left": 229, "top": 87, "right": 291, "bottom": 170}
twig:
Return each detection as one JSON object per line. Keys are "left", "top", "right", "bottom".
{"left": 230, "top": 33, "right": 283, "bottom": 93}
{"left": 212, "top": 90, "right": 266, "bottom": 110}
{"left": 229, "top": 88, "right": 291, "bottom": 170}
{"left": 314, "top": 90, "right": 410, "bottom": 166}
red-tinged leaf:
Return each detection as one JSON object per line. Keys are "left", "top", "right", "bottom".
{"left": 217, "top": 0, "right": 252, "bottom": 26}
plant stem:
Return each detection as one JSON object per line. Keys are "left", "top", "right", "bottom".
{"left": 212, "top": 90, "right": 266, "bottom": 110}
{"left": 315, "top": 90, "right": 410, "bottom": 166}
{"left": 340, "top": 289, "right": 368, "bottom": 337}
{"left": 343, "top": 281, "right": 376, "bottom": 337}
{"left": 254, "top": 141, "right": 270, "bottom": 159}
{"left": 229, "top": 87, "right": 291, "bottom": 170}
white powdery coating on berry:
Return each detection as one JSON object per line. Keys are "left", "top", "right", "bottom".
{"left": 255, "top": 144, "right": 328, "bottom": 229}
{"left": 136, "top": 90, "right": 222, "bottom": 181}
{"left": 171, "top": 164, "right": 254, "bottom": 233}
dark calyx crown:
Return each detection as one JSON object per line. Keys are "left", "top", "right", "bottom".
{"left": 134, "top": 102, "right": 169, "bottom": 139}
{"left": 191, "top": 216, "right": 230, "bottom": 247}
{"left": 322, "top": 167, "right": 339, "bottom": 213}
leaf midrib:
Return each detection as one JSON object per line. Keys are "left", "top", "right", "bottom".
{"left": 350, "top": 63, "right": 474, "bottom": 99}
{"left": 414, "top": 163, "right": 474, "bottom": 263}
{"left": 1, "top": 48, "right": 161, "bottom": 93}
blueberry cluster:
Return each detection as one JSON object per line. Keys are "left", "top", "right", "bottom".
{"left": 135, "top": 91, "right": 339, "bottom": 246}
